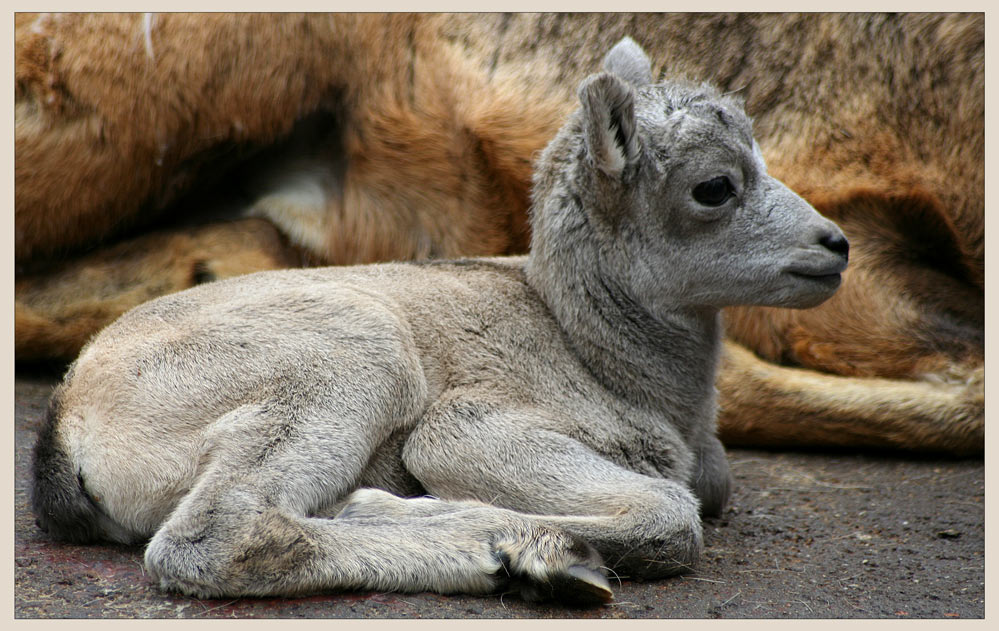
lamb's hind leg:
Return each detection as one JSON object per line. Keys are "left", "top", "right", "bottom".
{"left": 334, "top": 488, "right": 612, "bottom": 604}
{"left": 144, "top": 403, "right": 606, "bottom": 602}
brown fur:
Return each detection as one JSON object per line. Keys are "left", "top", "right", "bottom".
{"left": 14, "top": 13, "right": 984, "bottom": 454}
{"left": 15, "top": 218, "right": 300, "bottom": 359}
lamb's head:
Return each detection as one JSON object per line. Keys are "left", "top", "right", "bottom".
{"left": 528, "top": 37, "right": 848, "bottom": 315}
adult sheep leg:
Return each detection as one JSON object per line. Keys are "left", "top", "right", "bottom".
{"left": 15, "top": 218, "right": 301, "bottom": 361}
{"left": 715, "top": 340, "right": 984, "bottom": 455}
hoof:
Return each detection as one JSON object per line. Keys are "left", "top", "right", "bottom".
{"left": 555, "top": 565, "right": 615, "bottom": 605}
{"left": 511, "top": 562, "right": 614, "bottom": 606}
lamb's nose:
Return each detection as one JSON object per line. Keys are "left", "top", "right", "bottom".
{"left": 819, "top": 231, "right": 849, "bottom": 261}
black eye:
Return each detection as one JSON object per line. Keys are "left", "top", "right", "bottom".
{"left": 692, "top": 176, "right": 734, "bottom": 207}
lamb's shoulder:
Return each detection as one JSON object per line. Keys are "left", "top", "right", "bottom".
{"left": 379, "top": 257, "right": 587, "bottom": 391}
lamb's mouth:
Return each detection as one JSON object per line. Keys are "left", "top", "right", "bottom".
{"left": 787, "top": 270, "right": 843, "bottom": 289}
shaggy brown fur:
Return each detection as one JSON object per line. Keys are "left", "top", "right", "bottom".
{"left": 14, "top": 13, "right": 984, "bottom": 454}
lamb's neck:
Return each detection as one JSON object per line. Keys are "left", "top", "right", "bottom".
{"left": 526, "top": 243, "right": 722, "bottom": 437}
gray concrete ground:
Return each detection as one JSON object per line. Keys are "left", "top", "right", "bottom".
{"left": 14, "top": 369, "right": 984, "bottom": 619}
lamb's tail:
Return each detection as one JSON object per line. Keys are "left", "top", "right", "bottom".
{"left": 30, "top": 389, "right": 119, "bottom": 543}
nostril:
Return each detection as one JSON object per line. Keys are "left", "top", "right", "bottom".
{"left": 820, "top": 232, "right": 849, "bottom": 260}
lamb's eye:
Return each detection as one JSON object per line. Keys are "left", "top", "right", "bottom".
{"left": 692, "top": 176, "right": 734, "bottom": 207}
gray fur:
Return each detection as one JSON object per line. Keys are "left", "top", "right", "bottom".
{"left": 31, "top": 39, "right": 847, "bottom": 605}
{"left": 602, "top": 36, "right": 654, "bottom": 87}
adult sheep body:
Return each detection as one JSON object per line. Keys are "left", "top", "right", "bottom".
{"left": 15, "top": 13, "right": 984, "bottom": 455}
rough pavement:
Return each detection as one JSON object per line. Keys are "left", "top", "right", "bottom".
{"left": 13, "top": 369, "right": 984, "bottom": 619}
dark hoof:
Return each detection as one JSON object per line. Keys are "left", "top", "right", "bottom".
{"left": 557, "top": 565, "right": 614, "bottom": 605}
{"left": 516, "top": 564, "right": 614, "bottom": 606}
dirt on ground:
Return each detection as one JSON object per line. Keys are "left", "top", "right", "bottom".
{"left": 13, "top": 369, "right": 985, "bottom": 619}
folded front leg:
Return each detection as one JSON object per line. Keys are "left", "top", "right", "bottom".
{"left": 402, "top": 398, "right": 707, "bottom": 583}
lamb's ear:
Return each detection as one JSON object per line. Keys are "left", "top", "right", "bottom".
{"left": 579, "top": 72, "right": 640, "bottom": 178}
{"left": 602, "top": 36, "right": 653, "bottom": 87}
